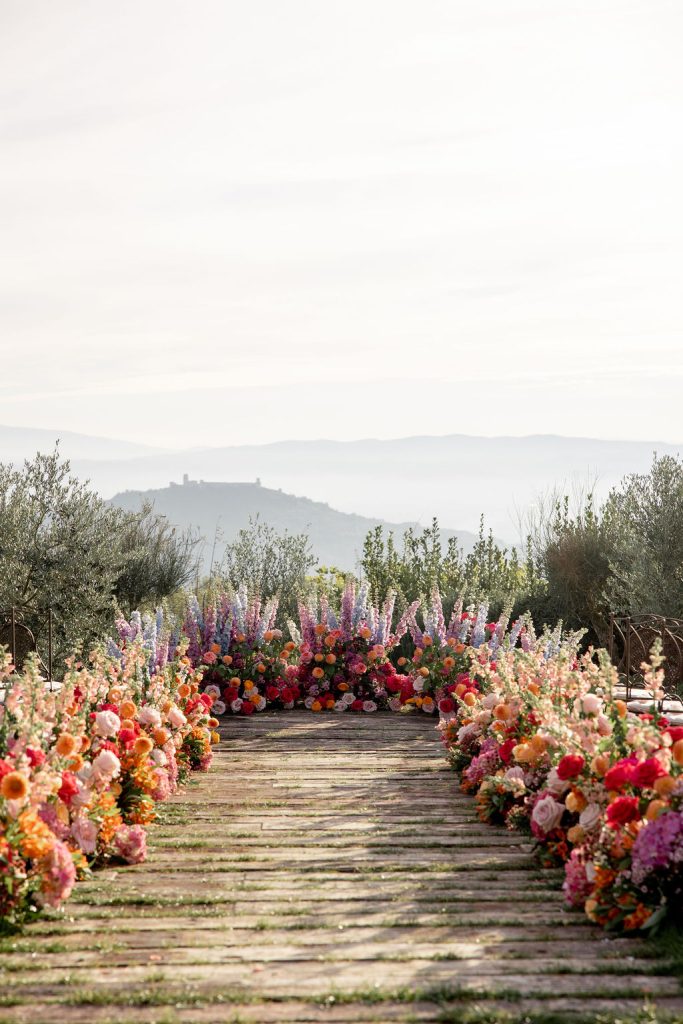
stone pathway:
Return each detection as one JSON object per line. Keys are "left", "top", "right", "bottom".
{"left": 0, "top": 712, "right": 681, "bottom": 1023}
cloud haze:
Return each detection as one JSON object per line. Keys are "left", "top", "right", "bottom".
{"left": 1, "top": 1, "right": 681, "bottom": 446}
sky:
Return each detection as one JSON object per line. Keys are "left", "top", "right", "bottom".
{"left": 0, "top": 0, "right": 682, "bottom": 448}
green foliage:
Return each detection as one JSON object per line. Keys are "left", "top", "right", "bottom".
{"left": 218, "top": 516, "right": 316, "bottom": 623}
{"left": 604, "top": 453, "right": 683, "bottom": 617}
{"left": 0, "top": 450, "right": 200, "bottom": 665}
{"left": 361, "top": 517, "right": 540, "bottom": 619}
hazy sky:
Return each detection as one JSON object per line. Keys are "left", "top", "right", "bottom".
{"left": 1, "top": 1, "right": 682, "bottom": 447}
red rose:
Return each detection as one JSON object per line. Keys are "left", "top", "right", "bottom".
{"left": 58, "top": 771, "right": 79, "bottom": 805}
{"left": 26, "top": 747, "right": 46, "bottom": 768}
{"left": 438, "top": 697, "right": 455, "bottom": 714}
{"left": 606, "top": 796, "right": 641, "bottom": 829}
{"left": 631, "top": 758, "right": 665, "bottom": 789}
{"left": 385, "top": 676, "right": 402, "bottom": 693}
{"left": 664, "top": 726, "right": 683, "bottom": 744}
{"left": 199, "top": 693, "right": 213, "bottom": 708}
{"left": 223, "top": 687, "right": 239, "bottom": 703}
{"left": 351, "top": 700, "right": 364, "bottom": 711}
{"left": 556, "top": 754, "right": 585, "bottom": 780}
{"left": 266, "top": 686, "right": 280, "bottom": 702}
{"left": 241, "top": 700, "right": 255, "bottom": 715}
{"left": 604, "top": 757, "right": 638, "bottom": 791}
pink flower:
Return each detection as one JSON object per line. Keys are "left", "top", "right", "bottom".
{"left": 112, "top": 823, "right": 147, "bottom": 864}
{"left": 94, "top": 710, "right": 121, "bottom": 737}
{"left": 71, "top": 815, "right": 98, "bottom": 855}
{"left": 92, "top": 748, "right": 121, "bottom": 780}
{"left": 531, "top": 793, "right": 565, "bottom": 838}
{"left": 39, "top": 841, "right": 76, "bottom": 908}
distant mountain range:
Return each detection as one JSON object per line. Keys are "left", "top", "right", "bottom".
{"left": 1, "top": 424, "right": 680, "bottom": 547}
{"left": 109, "top": 480, "right": 481, "bottom": 574}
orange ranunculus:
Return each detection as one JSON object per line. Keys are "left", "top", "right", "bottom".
{"left": 493, "top": 704, "right": 511, "bottom": 721}
{"left": 230, "top": 677, "right": 241, "bottom": 687}
{"left": 211, "top": 643, "right": 221, "bottom": 654}
{"left": 263, "top": 631, "right": 274, "bottom": 643}
{"left": 447, "top": 636, "right": 457, "bottom": 647}
{"left": 285, "top": 641, "right": 296, "bottom": 652}
{"left": 211, "top": 731, "right": 220, "bottom": 744}
{"left": 338, "top": 682, "right": 349, "bottom": 692}
{"left": 443, "top": 657, "right": 455, "bottom": 670}
{"left": 646, "top": 799, "right": 667, "bottom": 821}
{"left": 256, "top": 663, "right": 266, "bottom": 674}
{"left": 244, "top": 680, "right": 255, "bottom": 690}
{"left": 67, "top": 754, "right": 84, "bottom": 772}
{"left": 314, "top": 653, "right": 324, "bottom": 663}
{"left": 462, "top": 692, "right": 476, "bottom": 707}
{"left": 236, "top": 633, "right": 246, "bottom": 643}
{"left": 325, "top": 699, "right": 335, "bottom": 709}
{"left": 397, "top": 657, "right": 407, "bottom": 667}
{"left": 133, "top": 736, "right": 154, "bottom": 758}
{"left": 454, "top": 643, "right": 465, "bottom": 654}
{"left": 325, "top": 653, "right": 336, "bottom": 665}
{"left": 567, "top": 824, "right": 585, "bottom": 844}
{"left": 120, "top": 718, "right": 135, "bottom": 731}
{"left": 177, "top": 683, "right": 191, "bottom": 698}
{"left": 565, "top": 790, "right": 587, "bottom": 814}
{"left": 530, "top": 734, "right": 547, "bottom": 755}
{"left": 614, "top": 700, "right": 628, "bottom": 718}
{"left": 654, "top": 775, "right": 676, "bottom": 796}
{"left": 222, "top": 655, "right": 233, "bottom": 666}
{"left": 208, "top": 717, "right": 219, "bottom": 728}
{"left": 120, "top": 699, "right": 137, "bottom": 720}
{"left": 314, "top": 624, "right": 326, "bottom": 636}
{"left": 312, "top": 667, "right": 325, "bottom": 680}
{"left": 55, "top": 733, "right": 78, "bottom": 758}
{"left": 359, "top": 627, "right": 371, "bottom": 640}
{"left": 591, "top": 753, "right": 610, "bottom": 777}
{"left": 423, "top": 636, "right": 433, "bottom": 647}
{"left": 324, "top": 635, "right": 336, "bottom": 648}
{"left": 419, "top": 667, "right": 429, "bottom": 678}
{"left": 2, "top": 771, "right": 30, "bottom": 801}
{"left": 108, "top": 687, "right": 123, "bottom": 703}
{"left": 311, "top": 700, "right": 322, "bottom": 711}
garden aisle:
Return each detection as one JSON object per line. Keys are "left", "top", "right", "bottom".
{"left": 1, "top": 712, "right": 681, "bottom": 1023}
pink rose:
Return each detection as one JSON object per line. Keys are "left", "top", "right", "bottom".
{"left": 531, "top": 793, "right": 565, "bottom": 837}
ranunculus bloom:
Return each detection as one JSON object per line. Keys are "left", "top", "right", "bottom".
{"left": 631, "top": 758, "right": 666, "bottom": 790}
{"left": 557, "top": 754, "right": 585, "bottom": 780}
{"left": 58, "top": 771, "right": 79, "bottom": 805}
{"left": 606, "top": 795, "right": 641, "bottom": 829}
{"left": 603, "top": 757, "right": 638, "bottom": 792}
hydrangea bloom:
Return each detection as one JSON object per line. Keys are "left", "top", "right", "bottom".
{"left": 631, "top": 810, "right": 683, "bottom": 886}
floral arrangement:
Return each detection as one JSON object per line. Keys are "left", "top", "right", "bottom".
{"left": 289, "top": 582, "right": 417, "bottom": 712}
{"left": 0, "top": 639, "right": 219, "bottom": 927}
{"left": 438, "top": 639, "right": 683, "bottom": 933}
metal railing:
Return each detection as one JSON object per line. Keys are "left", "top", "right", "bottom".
{"left": 0, "top": 606, "right": 54, "bottom": 682}
{"left": 608, "top": 613, "right": 683, "bottom": 700}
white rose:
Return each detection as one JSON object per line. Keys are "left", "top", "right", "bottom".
{"left": 94, "top": 710, "right": 121, "bottom": 737}
{"left": 167, "top": 706, "right": 187, "bottom": 729}
{"left": 363, "top": 701, "right": 377, "bottom": 712}
{"left": 582, "top": 693, "right": 602, "bottom": 715}
{"left": 211, "top": 700, "right": 226, "bottom": 716}
{"left": 532, "top": 794, "right": 565, "bottom": 835}
{"left": 412, "top": 677, "right": 424, "bottom": 693}
{"left": 151, "top": 748, "right": 168, "bottom": 767}
{"left": 579, "top": 802, "right": 602, "bottom": 832}
{"left": 138, "top": 706, "right": 162, "bottom": 729}
{"left": 230, "top": 698, "right": 243, "bottom": 712}
{"left": 92, "top": 749, "right": 121, "bottom": 780}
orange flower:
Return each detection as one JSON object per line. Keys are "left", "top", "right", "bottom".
{"left": 230, "top": 677, "right": 241, "bottom": 687}
{"left": 210, "top": 643, "right": 221, "bottom": 654}
{"left": 419, "top": 666, "right": 429, "bottom": 678}
{"left": 314, "top": 653, "right": 324, "bottom": 663}
{"left": 133, "top": 736, "right": 154, "bottom": 758}
{"left": 397, "top": 657, "right": 407, "bottom": 667}
{"left": 177, "top": 683, "right": 191, "bottom": 698}
{"left": 314, "top": 624, "right": 326, "bottom": 636}
{"left": 1, "top": 771, "right": 29, "bottom": 802}
{"left": 311, "top": 700, "right": 322, "bottom": 711}
{"left": 359, "top": 627, "right": 371, "bottom": 640}
{"left": 18, "top": 810, "right": 54, "bottom": 860}
{"left": 67, "top": 754, "right": 84, "bottom": 772}
{"left": 338, "top": 682, "right": 349, "bottom": 692}
{"left": 120, "top": 699, "right": 137, "bottom": 719}
{"left": 222, "top": 655, "right": 233, "bottom": 666}
{"left": 324, "top": 635, "right": 336, "bottom": 648}
{"left": 256, "top": 663, "right": 267, "bottom": 674}
{"left": 55, "top": 733, "right": 78, "bottom": 758}
{"left": 454, "top": 643, "right": 465, "bottom": 654}
{"left": 263, "top": 631, "right": 274, "bottom": 643}
{"left": 236, "top": 633, "right": 246, "bottom": 643}
{"left": 325, "top": 699, "right": 335, "bottom": 709}
{"left": 120, "top": 718, "right": 135, "bottom": 731}
{"left": 325, "top": 653, "right": 336, "bottom": 665}
{"left": 443, "top": 657, "right": 455, "bottom": 670}
{"left": 285, "top": 641, "right": 296, "bottom": 653}
{"left": 312, "top": 667, "right": 325, "bottom": 679}
{"left": 423, "top": 636, "right": 433, "bottom": 647}
{"left": 153, "top": 727, "right": 170, "bottom": 746}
